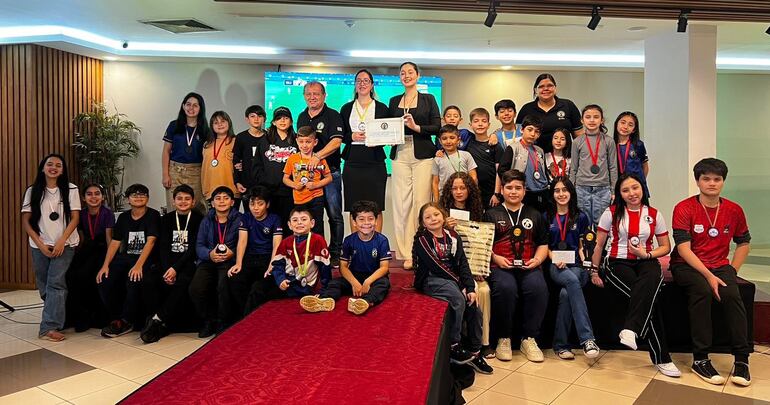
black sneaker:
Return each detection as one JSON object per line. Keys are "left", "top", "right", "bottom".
{"left": 731, "top": 362, "right": 751, "bottom": 387}
{"left": 481, "top": 345, "right": 496, "bottom": 359}
{"left": 198, "top": 320, "right": 218, "bottom": 338}
{"left": 331, "top": 257, "right": 341, "bottom": 268}
{"left": 140, "top": 317, "right": 168, "bottom": 344}
{"left": 450, "top": 344, "right": 474, "bottom": 365}
{"left": 100, "top": 319, "right": 133, "bottom": 338}
{"left": 469, "top": 354, "right": 493, "bottom": 374}
{"left": 692, "top": 359, "right": 726, "bottom": 385}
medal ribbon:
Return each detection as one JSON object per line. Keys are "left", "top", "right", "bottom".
{"left": 505, "top": 203, "right": 525, "bottom": 261}
{"left": 87, "top": 208, "right": 100, "bottom": 240}
{"left": 432, "top": 231, "right": 446, "bottom": 259}
{"left": 212, "top": 137, "right": 226, "bottom": 162}
{"left": 584, "top": 134, "right": 601, "bottom": 168}
{"left": 175, "top": 211, "right": 190, "bottom": 245}
{"left": 402, "top": 92, "right": 418, "bottom": 116}
{"left": 551, "top": 152, "right": 566, "bottom": 177}
{"left": 555, "top": 212, "right": 568, "bottom": 243}
{"left": 354, "top": 100, "right": 371, "bottom": 126}
{"left": 444, "top": 152, "right": 463, "bottom": 173}
{"left": 617, "top": 142, "right": 631, "bottom": 174}
{"left": 521, "top": 141, "right": 540, "bottom": 176}
{"left": 292, "top": 233, "right": 312, "bottom": 277}
{"left": 216, "top": 221, "right": 227, "bottom": 246}
{"left": 185, "top": 126, "right": 197, "bottom": 150}
{"left": 699, "top": 198, "right": 721, "bottom": 231}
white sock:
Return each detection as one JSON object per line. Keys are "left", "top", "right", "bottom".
{"left": 152, "top": 314, "right": 161, "bottom": 321}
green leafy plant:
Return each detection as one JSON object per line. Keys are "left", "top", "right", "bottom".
{"left": 73, "top": 103, "right": 141, "bottom": 210}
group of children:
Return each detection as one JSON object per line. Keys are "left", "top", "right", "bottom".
{"left": 22, "top": 95, "right": 753, "bottom": 389}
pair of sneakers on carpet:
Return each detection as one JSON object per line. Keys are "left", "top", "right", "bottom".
{"left": 450, "top": 344, "right": 494, "bottom": 375}
{"left": 300, "top": 295, "right": 371, "bottom": 315}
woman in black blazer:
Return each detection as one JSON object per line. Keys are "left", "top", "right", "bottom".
{"left": 387, "top": 61, "right": 441, "bottom": 269}
{"left": 339, "top": 69, "right": 390, "bottom": 232}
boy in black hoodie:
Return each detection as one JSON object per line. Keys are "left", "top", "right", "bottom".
{"left": 188, "top": 186, "right": 242, "bottom": 338}
{"left": 141, "top": 184, "right": 203, "bottom": 343}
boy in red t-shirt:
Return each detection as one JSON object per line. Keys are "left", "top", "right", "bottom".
{"left": 670, "top": 158, "right": 752, "bottom": 387}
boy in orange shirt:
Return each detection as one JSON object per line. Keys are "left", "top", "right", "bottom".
{"left": 283, "top": 126, "right": 332, "bottom": 236}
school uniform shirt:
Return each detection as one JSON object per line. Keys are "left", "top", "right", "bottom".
{"left": 232, "top": 130, "right": 265, "bottom": 190}
{"left": 163, "top": 121, "right": 205, "bottom": 164}
{"left": 341, "top": 232, "right": 392, "bottom": 274}
{"left": 465, "top": 137, "right": 504, "bottom": 201}
{"left": 484, "top": 204, "right": 549, "bottom": 266}
{"left": 112, "top": 208, "right": 161, "bottom": 261}
{"left": 158, "top": 210, "right": 203, "bottom": 274}
{"left": 196, "top": 209, "right": 242, "bottom": 262}
{"left": 431, "top": 150, "right": 478, "bottom": 191}
{"left": 545, "top": 211, "right": 590, "bottom": 254}
{"left": 494, "top": 128, "right": 521, "bottom": 149}
{"left": 339, "top": 99, "right": 389, "bottom": 164}
{"left": 545, "top": 153, "right": 571, "bottom": 180}
{"left": 297, "top": 104, "right": 345, "bottom": 171}
{"left": 271, "top": 233, "right": 332, "bottom": 291}
{"left": 617, "top": 140, "right": 649, "bottom": 194}
{"left": 498, "top": 141, "right": 549, "bottom": 191}
{"left": 569, "top": 132, "right": 618, "bottom": 190}
{"left": 597, "top": 205, "right": 668, "bottom": 260}
{"left": 413, "top": 229, "right": 475, "bottom": 293}
{"left": 516, "top": 96, "right": 583, "bottom": 153}
{"left": 239, "top": 212, "right": 283, "bottom": 256}
{"left": 283, "top": 154, "right": 331, "bottom": 205}
{"left": 78, "top": 206, "right": 115, "bottom": 249}
{"left": 670, "top": 196, "right": 751, "bottom": 270}
{"left": 254, "top": 135, "right": 297, "bottom": 198}
{"left": 21, "top": 184, "right": 82, "bottom": 248}
{"left": 201, "top": 137, "right": 239, "bottom": 199}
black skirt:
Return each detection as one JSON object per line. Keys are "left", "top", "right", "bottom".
{"left": 342, "top": 162, "right": 387, "bottom": 212}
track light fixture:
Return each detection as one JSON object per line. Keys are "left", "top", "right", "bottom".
{"left": 587, "top": 5, "right": 602, "bottom": 30}
{"left": 677, "top": 9, "right": 689, "bottom": 33}
{"left": 484, "top": 0, "right": 498, "bottom": 28}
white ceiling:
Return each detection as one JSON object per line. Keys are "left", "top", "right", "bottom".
{"left": 1, "top": 0, "right": 769, "bottom": 70}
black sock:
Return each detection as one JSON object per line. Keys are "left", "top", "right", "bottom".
{"left": 735, "top": 354, "right": 749, "bottom": 364}
{"left": 694, "top": 353, "right": 709, "bottom": 362}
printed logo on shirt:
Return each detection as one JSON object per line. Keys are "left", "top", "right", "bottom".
{"left": 694, "top": 224, "right": 705, "bottom": 233}
{"left": 723, "top": 225, "right": 730, "bottom": 234}
{"left": 643, "top": 215, "right": 653, "bottom": 224}
{"left": 630, "top": 150, "right": 637, "bottom": 159}
{"left": 251, "top": 146, "right": 258, "bottom": 157}
{"left": 557, "top": 110, "right": 566, "bottom": 119}
{"left": 317, "top": 122, "right": 325, "bottom": 130}
{"left": 171, "top": 230, "right": 188, "bottom": 253}
{"left": 371, "top": 248, "right": 378, "bottom": 258}
{"left": 522, "top": 218, "right": 533, "bottom": 230}
{"left": 126, "top": 231, "right": 146, "bottom": 255}
{"left": 264, "top": 145, "right": 296, "bottom": 163}
{"left": 263, "top": 227, "right": 272, "bottom": 235}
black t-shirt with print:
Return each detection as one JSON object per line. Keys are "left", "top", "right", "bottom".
{"left": 112, "top": 208, "right": 161, "bottom": 262}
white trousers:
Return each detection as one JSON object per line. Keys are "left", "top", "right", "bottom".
{"left": 390, "top": 138, "right": 434, "bottom": 260}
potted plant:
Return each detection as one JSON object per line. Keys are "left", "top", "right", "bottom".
{"left": 73, "top": 103, "right": 141, "bottom": 210}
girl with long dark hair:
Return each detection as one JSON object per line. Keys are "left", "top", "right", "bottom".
{"left": 21, "top": 154, "right": 81, "bottom": 341}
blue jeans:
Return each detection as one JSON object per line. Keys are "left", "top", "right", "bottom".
{"left": 422, "top": 276, "right": 482, "bottom": 351}
{"left": 31, "top": 247, "right": 74, "bottom": 336}
{"left": 323, "top": 169, "right": 344, "bottom": 259}
{"left": 549, "top": 264, "right": 595, "bottom": 351}
{"left": 576, "top": 185, "right": 611, "bottom": 226}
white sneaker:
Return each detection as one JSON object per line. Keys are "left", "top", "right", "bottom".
{"left": 656, "top": 362, "right": 682, "bottom": 378}
{"left": 619, "top": 329, "right": 638, "bottom": 350}
{"left": 520, "top": 337, "right": 544, "bottom": 362}
{"left": 495, "top": 338, "right": 513, "bottom": 361}
{"left": 557, "top": 350, "right": 575, "bottom": 360}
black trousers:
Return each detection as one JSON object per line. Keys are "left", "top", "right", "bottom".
{"left": 188, "top": 260, "right": 232, "bottom": 323}
{"left": 605, "top": 258, "right": 671, "bottom": 364}
{"left": 142, "top": 264, "right": 196, "bottom": 328}
{"left": 66, "top": 243, "right": 107, "bottom": 328}
{"left": 226, "top": 254, "right": 270, "bottom": 319}
{"left": 487, "top": 267, "right": 549, "bottom": 340}
{"left": 319, "top": 273, "right": 391, "bottom": 305}
{"left": 270, "top": 193, "right": 294, "bottom": 236}
{"left": 96, "top": 256, "right": 152, "bottom": 325}
{"left": 671, "top": 263, "right": 750, "bottom": 361}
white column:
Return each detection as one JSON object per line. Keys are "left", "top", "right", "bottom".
{"left": 644, "top": 24, "right": 717, "bottom": 220}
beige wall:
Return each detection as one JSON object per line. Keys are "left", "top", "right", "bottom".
{"left": 104, "top": 61, "right": 645, "bottom": 241}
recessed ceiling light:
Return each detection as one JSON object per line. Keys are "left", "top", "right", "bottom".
{"left": 501, "top": 65, "right": 512, "bottom": 70}
{"left": 104, "top": 56, "right": 118, "bottom": 61}
{"left": 627, "top": 26, "right": 648, "bottom": 32}
{"left": 310, "top": 61, "right": 322, "bottom": 66}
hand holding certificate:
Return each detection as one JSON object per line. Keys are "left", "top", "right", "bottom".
{"left": 365, "top": 117, "right": 405, "bottom": 146}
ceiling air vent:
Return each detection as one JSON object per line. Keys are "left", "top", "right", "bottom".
{"left": 141, "top": 19, "right": 219, "bottom": 34}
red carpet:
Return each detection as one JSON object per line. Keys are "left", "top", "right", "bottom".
{"left": 122, "top": 272, "right": 447, "bottom": 405}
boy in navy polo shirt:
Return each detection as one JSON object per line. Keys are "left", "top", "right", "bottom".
{"left": 670, "top": 158, "right": 752, "bottom": 387}
{"left": 227, "top": 186, "right": 283, "bottom": 317}
{"left": 300, "top": 200, "right": 391, "bottom": 315}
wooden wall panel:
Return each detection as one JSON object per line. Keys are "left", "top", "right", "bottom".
{"left": 0, "top": 44, "right": 103, "bottom": 289}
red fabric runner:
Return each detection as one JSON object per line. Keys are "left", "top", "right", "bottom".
{"left": 123, "top": 273, "right": 446, "bottom": 405}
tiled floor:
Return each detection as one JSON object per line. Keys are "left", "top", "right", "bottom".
{"left": 2, "top": 289, "right": 770, "bottom": 404}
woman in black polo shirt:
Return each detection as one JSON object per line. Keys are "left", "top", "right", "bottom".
{"left": 516, "top": 74, "right": 583, "bottom": 153}
{"left": 340, "top": 69, "right": 390, "bottom": 232}
{"left": 161, "top": 92, "right": 210, "bottom": 214}
{"left": 388, "top": 62, "right": 441, "bottom": 269}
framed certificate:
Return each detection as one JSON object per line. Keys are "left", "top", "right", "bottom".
{"left": 365, "top": 117, "right": 405, "bottom": 146}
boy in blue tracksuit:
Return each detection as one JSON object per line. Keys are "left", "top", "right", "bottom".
{"left": 188, "top": 186, "right": 242, "bottom": 338}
